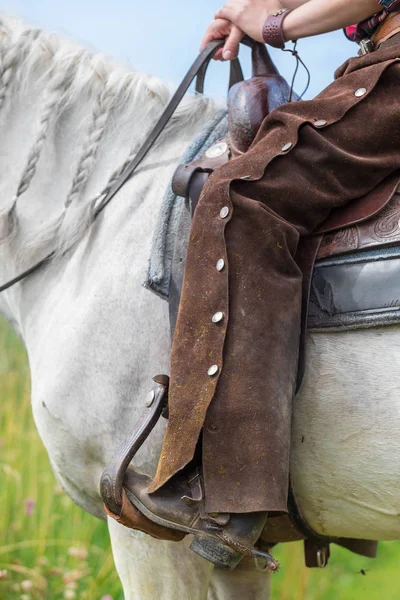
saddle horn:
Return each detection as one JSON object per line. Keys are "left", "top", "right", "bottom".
{"left": 228, "top": 37, "right": 298, "bottom": 156}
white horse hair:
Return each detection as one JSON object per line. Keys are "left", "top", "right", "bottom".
{"left": 0, "top": 15, "right": 218, "bottom": 264}
{"left": 1, "top": 13, "right": 400, "bottom": 600}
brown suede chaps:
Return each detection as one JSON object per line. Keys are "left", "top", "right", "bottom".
{"left": 148, "top": 43, "right": 400, "bottom": 514}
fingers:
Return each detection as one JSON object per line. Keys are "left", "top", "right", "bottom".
{"left": 200, "top": 18, "right": 243, "bottom": 61}
{"left": 199, "top": 18, "right": 229, "bottom": 51}
{"left": 212, "top": 48, "right": 225, "bottom": 61}
{"left": 222, "top": 25, "right": 244, "bottom": 60}
{"left": 215, "top": 6, "right": 235, "bottom": 22}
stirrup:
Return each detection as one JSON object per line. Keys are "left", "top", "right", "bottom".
{"left": 100, "top": 375, "right": 169, "bottom": 517}
{"left": 190, "top": 531, "right": 280, "bottom": 572}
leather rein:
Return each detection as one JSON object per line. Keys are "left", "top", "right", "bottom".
{"left": 0, "top": 38, "right": 249, "bottom": 294}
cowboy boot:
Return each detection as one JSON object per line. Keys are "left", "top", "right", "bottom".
{"left": 123, "top": 467, "right": 277, "bottom": 571}
{"left": 100, "top": 376, "right": 278, "bottom": 571}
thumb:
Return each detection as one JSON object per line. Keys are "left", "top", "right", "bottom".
{"left": 222, "top": 25, "right": 244, "bottom": 60}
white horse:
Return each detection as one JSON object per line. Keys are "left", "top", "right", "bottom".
{"left": 1, "top": 14, "right": 400, "bottom": 600}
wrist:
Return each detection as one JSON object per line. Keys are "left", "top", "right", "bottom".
{"left": 262, "top": 8, "right": 293, "bottom": 48}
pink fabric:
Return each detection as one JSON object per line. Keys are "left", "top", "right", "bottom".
{"left": 345, "top": 24, "right": 358, "bottom": 40}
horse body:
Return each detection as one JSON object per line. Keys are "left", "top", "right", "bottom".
{"left": 294, "top": 329, "right": 400, "bottom": 540}
{"left": 0, "top": 14, "right": 400, "bottom": 599}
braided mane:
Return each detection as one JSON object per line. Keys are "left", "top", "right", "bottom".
{"left": 0, "top": 14, "right": 219, "bottom": 264}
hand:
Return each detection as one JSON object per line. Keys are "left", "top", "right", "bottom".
{"left": 200, "top": 18, "right": 244, "bottom": 61}
{"left": 215, "top": 0, "right": 283, "bottom": 42}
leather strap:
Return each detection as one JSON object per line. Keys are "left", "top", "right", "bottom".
{"left": 0, "top": 37, "right": 258, "bottom": 294}
{"left": 372, "top": 10, "right": 400, "bottom": 48}
{"left": 195, "top": 55, "right": 244, "bottom": 94}
{"left": 287, "top": 483, "right": 332, "bottom": 567}
{"left": 0, "top": 253, "right": 55, "bottom": 294}
{"left": 100, "top": 375, "right": 169, "bottom": 516}
{"left": 262, "top": 8, "right": 292, "bottom": 49}
{"left": 92, "top": 38, "right": 249, "bottom": 216}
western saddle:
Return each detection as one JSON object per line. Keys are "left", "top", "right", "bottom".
{"left": 171, "top": 42, "right": 400, "bottom": 351}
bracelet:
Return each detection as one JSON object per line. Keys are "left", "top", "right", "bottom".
{"left": 262, "top": 8, "right": 292, "bottom": 49}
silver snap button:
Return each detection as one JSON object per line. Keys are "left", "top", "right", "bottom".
{"left": 354, "top": 87, "right": 367, "bottom": 97}
{"left": 145, "top": 389, "right": 155, "bottom": 407}
{"left": 212, "top": 311, "right": 224, "bottom": 324}
{"left": 219, "top": 206, "right": 229, "bottom": 219}
{"left": 208, "top": 365, "right": 219, "bottom": 377}
{"left": 216, "top": 259, "right": 225, "bottom": 271}
{"left": 205, "top": 141, "right": 228, "bottom": 159}
{"left": 281, "top": 142, "right": 293, "bottom": 152}
{"left": 314, "top": 119, "right": 327, "bottom": 127}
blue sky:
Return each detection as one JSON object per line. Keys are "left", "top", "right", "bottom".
{"left": 1, "top": 0, "right": 357, "bottom": 99}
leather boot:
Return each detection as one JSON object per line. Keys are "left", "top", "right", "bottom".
{"left": 100, "top": 376, "right": 278, "bottom": 570}
{"left": 123, "top": 467, "right": 278, "bottom": 571}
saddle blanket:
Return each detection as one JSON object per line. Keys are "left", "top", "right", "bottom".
{"left": 144, "top": 109, "right": 228, "bottom": 300}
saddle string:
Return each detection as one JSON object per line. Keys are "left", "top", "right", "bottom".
{"left": 283, "top": 41, "right": 311, "bottom": 102}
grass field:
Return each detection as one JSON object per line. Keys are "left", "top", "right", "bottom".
{"left": 1, "top": 316, "right": 400, "bottom": 600}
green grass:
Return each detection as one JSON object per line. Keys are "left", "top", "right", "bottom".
{"left": 0, "top": 319, "right": 122, "bottom": 600}
{"left": 1, "top": 315, "right": 400, "bottom": 599}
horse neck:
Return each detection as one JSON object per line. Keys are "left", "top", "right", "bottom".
{"left": 0, "top": 15, "right": 220, "bottom": 330}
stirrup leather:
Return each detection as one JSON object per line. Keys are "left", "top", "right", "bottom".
{"left": 100, "top": 375, "right": 169, "bottom": 517}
